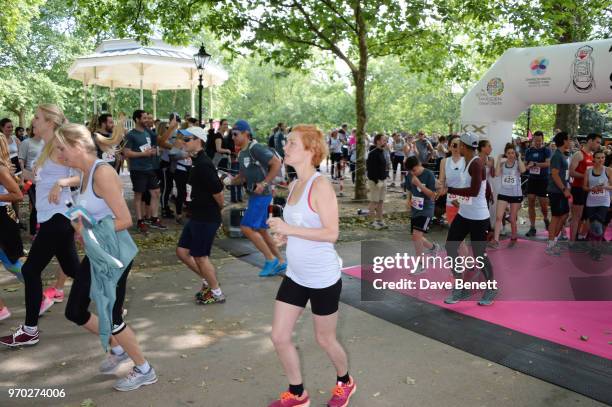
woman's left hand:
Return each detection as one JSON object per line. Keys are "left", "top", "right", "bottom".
{"left": 48, "top": 182, "right": 62, "bottom": 204}
{"left": 71, "top": 216, "right": 84, "bottom": 236}
{"left": 268, "top": 217, "right": 291, "bottom": 236}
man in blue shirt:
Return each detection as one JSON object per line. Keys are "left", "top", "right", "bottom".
{"left": 524, "top": 131, "right": 551, "bottom": 237}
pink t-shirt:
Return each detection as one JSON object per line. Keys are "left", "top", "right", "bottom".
{"left": 348, "top": 135, "right": 356, "bottom": 146}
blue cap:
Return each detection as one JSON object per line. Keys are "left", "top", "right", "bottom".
{"left": 233, "top": 120, "right": 252, "bottom": 135}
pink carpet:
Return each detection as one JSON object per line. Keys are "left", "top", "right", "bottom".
{"left": 343, "top": 239, "right": 612, "bottom": 360}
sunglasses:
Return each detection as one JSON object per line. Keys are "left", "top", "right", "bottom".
{"left": 182, "top": 136, "right": 196, "bottom": 142}
{"left": 231, "top": 131, "right": 241, "bottom": 137}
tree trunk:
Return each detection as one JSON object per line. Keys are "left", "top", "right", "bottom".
{"left": 353, "top": 1, "right": 368, "bottom": 201}
{"left": 554, "top": 104, "right": 580, "bottom": 136}
{"left": 18, "top": 107, "right": 25, "bottom": 128}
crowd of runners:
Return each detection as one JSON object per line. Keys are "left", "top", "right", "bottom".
{"left": 0, "top": 105, "right": 611, "bottom": 406}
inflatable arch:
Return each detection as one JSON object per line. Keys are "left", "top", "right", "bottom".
{"left": 461, "top": 39, "right": 612, "bottom": 154}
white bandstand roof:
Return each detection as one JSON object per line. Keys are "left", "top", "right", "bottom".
{"left": 68, "top": 38, "right": 228, "bottom": 90}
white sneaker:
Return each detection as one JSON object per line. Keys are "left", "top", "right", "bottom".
{"left": 113, "top": 366, "right": 158, "bottom": 391}
{"left": 370, "top": 221, "right": 383, "bottom": 230}
{"left": 427, "top": 242, "right": 441, "bottom": 255}
{"left": 100, "top": 351, "right": 130, "bottom": 374}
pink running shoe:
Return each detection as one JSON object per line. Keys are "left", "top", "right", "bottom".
{"left": 39, "top": 296, "right": 54, "bottom": 316}
{"left": 268, "top": 390, "right": 310, "bottom": 407}
{"left": 327, "top": 377, "right": 356, "bottom": 407}
{"left": 0, "top": 307, "right": 10, "bottom": 321}
{"left": 43, "top": 287, "right": 64, "bottom": 303}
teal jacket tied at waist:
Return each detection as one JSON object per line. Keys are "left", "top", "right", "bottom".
{"left": 80, "top": 216, "right": 138, "bottom": 351}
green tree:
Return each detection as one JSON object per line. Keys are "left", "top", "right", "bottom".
{"left": 74, "top": 0, "right": 451, "bottom": 199}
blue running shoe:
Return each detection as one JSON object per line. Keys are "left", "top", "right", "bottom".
{"left": 5, "top": 260, "right": 24, "bottom": 284}
{"left": 259, "top": 258, "right": 279, "bottom": 277}
{"left": 272, "top": 261, "right": 287, "bottom": 276}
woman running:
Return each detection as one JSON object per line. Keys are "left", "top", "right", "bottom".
{"left": 0, "top": 135, "right": 25, "bottom": 320}
{"left": 55, "top": 123, "right": 157, "bottom": 391}
{"left": 489, "top": 143, "right": 526, "bottom": 248}
{"left": 0, "top": 104, "right": 81, "bottom": 348}
{"left": 583, "top": 149, "right": 612, "bottom": 260}
{"left": 267, "top": 124, "right": 355, "bottom": 407}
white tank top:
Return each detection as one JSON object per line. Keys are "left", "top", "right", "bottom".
{"left": 35, "top": 158, "right": 74, "bottom": 223}
{"left": 586, "top": 167, "right": 610, "bottom": 208}
{"left": 458, "top": 156, "right": 489, "bottom": 220}
{"left": 76, "top": 159, "right": 115, "bottom": 222}
{"left": 498, "top": 160, "right": 522, "bottom": 197}
{"left": 283, "top": 172, "right": 342, "bottom": 289}
{"left": 445, "top": 156, "right": 465, "bottom": 207}
{"left": 0, "top": 177, "right": 8, "bottom": 207}
{"left": 7, "top": 136, "right": 18, "bottom": 157}
{"left": 393, "top": 139, "right": 405, "bottom": 155}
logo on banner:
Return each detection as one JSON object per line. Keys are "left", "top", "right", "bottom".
{"left": 461, "top": 124, "right": 487, "bottom": 136}
{"left": 526, "top": 58, "right": 552, "bottom": 88}
{"left": 564, "top": 45, "right": 595, "bottom": 93}
{"left": 477, "top": 78, "right": 504, "bottom": 106}
{"left": 530, "top": 58, "right": 548, "bottom": 75}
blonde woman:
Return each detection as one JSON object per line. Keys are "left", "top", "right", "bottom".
{"left": 0, "top": 104, "right": 80, "bottom": 348}
{"left": 54, "top": 123, "right": 157, "bottom": 391}
{"left": 0, "top": 136, "right": 25, "bottom": 321}
{"left": 267, "top": 125, "right": 355, "bottom": 407}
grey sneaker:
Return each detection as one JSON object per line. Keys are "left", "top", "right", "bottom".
{"left": 444, "top": 288, "right": 471, "bottom": 304}
{"left": 426, "top": 242, "right": 441, "bottom": 255}
{"left": 100, "top": 350, "right": 130, "bottom": 374}
{"left": 113, "top": 366, "right": 158, "bottom": 391}
{"left": 545, "top": 245, "right": 561, "bottom": 256}
{"left": 478, "top": 288, "right": 498, "bottom": 306}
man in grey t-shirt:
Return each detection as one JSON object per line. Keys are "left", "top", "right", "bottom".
{"left": 415, "top": 131, "right": 434, "bottom": 164}
{"left": 228, "top": 120, "right": 285, "bottom": 277}
{"left": 545, "top": 132, "right": 572, "bottom": 256}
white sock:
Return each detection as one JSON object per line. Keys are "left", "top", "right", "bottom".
{"left": 201, "top": 278, "right": 208, "bottom": 286}
{"left": 111, "top": 345, "right": 125, "bottom": 355}
{"left": 547, "top": 240, "right": 555, "bottom": 248}
{"left": 137, "top": 360, "right": 151, "bottom": 373}
{"left": 23, "top": 325, "right": 37, "bottom": 334}
{"left": 211, "top": 287, "right": 222, "bottom": 297}
{"left": 56, "top": 288, "right": 64, "bottom": 294}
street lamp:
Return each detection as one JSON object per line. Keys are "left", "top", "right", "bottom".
{"left": 193, "top": 43, "right": 211, "bottom": 126}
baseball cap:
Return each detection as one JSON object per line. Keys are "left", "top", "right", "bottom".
{"left": 460, "top": 132, "right": 479, "bottom": 148}
{"left": 186, "top": 126, "right": 207, "bottom": 142}
{"left": 233, "top": 120, "right": 252, "bottom": 135}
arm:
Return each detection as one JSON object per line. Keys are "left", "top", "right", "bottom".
{"left": 123, "top": 148, "right": 155, "bottom": 159}
{"left": 215, "top": 137, "right": 231, "bottom": 155}
{"left": 158, "top": 121, "right": 177, "bottom": 149}
{"left": 583, "top": 169, "right": 591, "bottom": 192}
{"left": 550, "top": 167, "right": 570, "bottom": 197}
{"left": 269, "top": 176, "right": 339, "bottom": 243}
{"left": 438, "top": 158, "right": 447, "bottom": 186}
{"left": 411, "top": 174, "right": 437, "bottom": 200}
{"left": 569, "top": 151, "right": 583, "bottom": 179}
{"left": 0, "top": 166, "right": 23, "bottom": 202}
{"left": 448, "top": 159, "right": 483, "bottom": 197}
{"left": 517, "top": 155, "right": 526, "bottom": 173}
{"left": 93, "top": 165, "right": 132, "bottom": 231}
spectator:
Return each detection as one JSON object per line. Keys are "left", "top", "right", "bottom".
{"left": 415, "top": 131, "right": 434, "bottom": 164}
{"left": 366, "top": 133, "right": 388, "bottom": 230}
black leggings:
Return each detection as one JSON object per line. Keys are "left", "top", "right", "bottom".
{"left": 22, "top": 214, "right": 80, "bottom": 326}
{"left": 445, "top": 214, "right": 494, "bottom": 281}
{"left": 28, "top": 185, "right": 37, "bottom": 236}
{"left": 160, "top": 161, "right": 174, "bottom": 211}
{"left": 173, "top": 169, "right": 189, "bottom": 215}
{"left": 65, "top": 256, "right": 130, "bottom": 333}
{"left": 0, "top": 205, "right": 23, "bottom": 263}
{"left": 392, "top": 154, "right": 404, "bottom": 178}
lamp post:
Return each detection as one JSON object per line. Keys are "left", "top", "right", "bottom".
{"left": 193, "top": 43, "right": 211, "bottom": 126}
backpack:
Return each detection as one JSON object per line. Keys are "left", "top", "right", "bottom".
{"left": 246, "top": 140, "right": 285, "bottom": 184}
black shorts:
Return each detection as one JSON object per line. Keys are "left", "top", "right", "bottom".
{"left": 330, "top": 152, "right": 342, "bottom": 163}
{"left": 411, "top": 216, "right": 431, "bottom": 233}
{"left": 130, "top": 170, "right": 160, "bottom": 193}
{"left": 549, "top": 193, "right": 570, "bottom": 217}
{"left": 527, "top": 178, "right": 548, "bottom": 197}
{"left": 276, "top": 276, "right": 342, "bottom": 316}
{"left": 585, "top": 206, "right": 608, "bottom": 224}
{"left": 497, "top": 194, "right": 523, "bottom": 204}
{"left": 178, "top": 219, "right": 220, "bottom": 257}
{"left": 571, "top": 186, "right": 587, "bottom": 206}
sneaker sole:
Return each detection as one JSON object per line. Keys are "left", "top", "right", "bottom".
{"left": 113, "top": 376, "right": 158, "bottom": 392}
{"left": 1, "top": 338, "right": 39, "bottom": 347}
{"left": 39, "top": 301, "right": 54, "bottom": 316}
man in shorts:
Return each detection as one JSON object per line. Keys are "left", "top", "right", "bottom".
{"left": 524, "top": 131, "right": 551, "bottom": 236}
{"left": 227, "top": 120, "right": 286, "bottom": 277}
{"left": 124, "top": 110, "right": 165, "bottom": 232}
{"left": 546, "top": 132, "right": 572, "bottom": 256}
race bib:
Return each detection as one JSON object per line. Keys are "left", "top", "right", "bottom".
{"left": 529, "top": 166, "right": 541, "bottom": 175}
{"left": 447, "top": 193, "right": 472, "bottom": 206}
{"left": 139, "top": 143, "right": 151, "bottom": 152}
{"left": 502, "top": 175, "right": 517, "bottom": 187}
{"left": 243, "top": 157, "right": 250, "bottom": 168}
{"left": 186, "top": 184, "right": 192, "bottom": 202}
{"left": 411, "top": 196, "right": 424, "bottom": 210}
{"left": 589, "top": 189, "right": 605, "bottom": 197}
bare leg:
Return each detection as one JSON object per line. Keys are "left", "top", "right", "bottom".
{"left": 270, "top": 301, "right": 304, "bottom": 385}
{"left": 150, "top": 189, "right": 161, "bottom": 218}
{"left": 176, "top": 247, "right": 203, "bottom": 276}
{"left": 313, "top": 312, "right": 349, "bottom": 377}
{"left": 260, "top": 229, "right": 284, "bottom": 263}
{"left": 494, "top": 200, "right": 508, "bottom": 241}
{"left": 538, "top": 196, "right": 549, "bottom": 222}
{"left": 133, "top": 192, "right": 144, "bottom": 220}
{"left": 570, "top": 205, "right": 584, "bottom": 241}
{"left": 82, "top": 315, "right": 145, "bottom": 365}
{"left": 528, "top": 194, "right": 536, "bottom": 227}
{"left": 194, "top": 256, "right": 219, "bottom": 290}
{"left": 241, "top": 226, "right": 274, "bottom": 260}
{"left": 510, "top": 203, "right": 520, "bottom": 238}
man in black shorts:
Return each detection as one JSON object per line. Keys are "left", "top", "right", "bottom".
{"left": 545, "top": 132, "right": 571, "bottom": 256}
{"left": 124, "top": 110, "right": 165, "bottom": 232}
{"left": 524, "top": 131, "right": 551, "bottom": 236}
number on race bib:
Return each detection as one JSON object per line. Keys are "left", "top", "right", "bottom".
{"left": 502, "top": 176, "right": 517, "bottom": 187}
{"left": 529, "top": 166, "right": 541, "bottom": 175}
{"left": 411, "top": 196, "right": 424, "bottom": 210}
